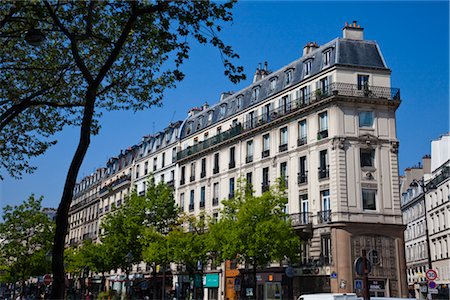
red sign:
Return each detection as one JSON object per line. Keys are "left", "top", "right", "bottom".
{"left": 43, "top": 274, "right": 52, "bottom": 286}
{"left": 426, "top": 269, "right": 438, "bottom": 281}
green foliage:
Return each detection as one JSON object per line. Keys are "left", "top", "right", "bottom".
{"left": 65, "top": 240, "right": 112, "bottom": 275}
{"left": 0, "top": 1, "right": 245, "bottom": 179}
{"left": 0, "top": 195, "right": 54, "bottom": 282}
{"left": 210, "top": 179, "right": 301, "bottom": 268}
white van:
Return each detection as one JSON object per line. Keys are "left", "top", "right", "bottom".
{"left": 297, "top": 293, "right": 359, "bottom": 300}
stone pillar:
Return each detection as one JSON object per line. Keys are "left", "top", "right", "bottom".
{"left": 332, "top": 228, "right": 352, "bottom": 293}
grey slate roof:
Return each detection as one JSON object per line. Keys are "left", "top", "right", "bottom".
{"left": 179, "top": 38, "right": 390, "bottom": 139}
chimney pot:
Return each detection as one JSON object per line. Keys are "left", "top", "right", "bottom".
{"left": 343, "top": 21, "right": 364, "bottom": 40}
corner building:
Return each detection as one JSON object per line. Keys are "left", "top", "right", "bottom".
{"left": 176, "top": 23, "right": 407, "bottom": 298}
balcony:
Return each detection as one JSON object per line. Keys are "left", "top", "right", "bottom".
{"left": 212, "top": 197, "right": 219, "bottom": 206}
{"left": 318, "top": 167, "right": 329, "bottom": 180}
{"left": 297, "top": 172, "right": 308, "bottom": 185}
{"left": 213, "top": 166, "right": 219, "bottom": 174}
{"left": 279, "top": 144, "right": 288, "bottom": 152}
{"left": 189, "top": 203, "right": 194, "bottom": 212}
{"left": 297, "top": 137, "right": 307, "bottom": 146}
{"left": 317, "top": 210, "right": 332, "bottom": 223}
{"left": 200, "top": 171, "right": 206, "bottom": 178}
{"left": 166, "top": 180, "right": 174, "bottom": 188}
{"left": 262, "top": 149, "right": 270, "bottom": 158}
{"left": 262, "top": 183, "right": 270, "bottom": 193}
{"left": 229, "top": 161, "right": 236, "bottom": 169}
{"left": 290, "top": 212, "right": 313, "bottom": 227}
{"left": 317, "top": 129, "right": 328, "bottom": 140}
{"left": 176, "top": 83, "right": 400, "bottom": 162}
{"left": 190, "top": 175, "right": 195, "bottom": 182}
{"left": 180, "top": 178, "right": 185, "bottom": 186}
{"left": 246, "top": 155, "right": 253, "bottom": 163}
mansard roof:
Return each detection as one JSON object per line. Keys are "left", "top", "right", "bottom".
{"left": 179, "top": 38, "right": 389, "bottom": 139}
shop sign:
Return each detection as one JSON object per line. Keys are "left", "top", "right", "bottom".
{"left": 368, "top": 280, "right": 385, "bottom": 290}
{"left": 428, "top": 288, "right": 438, "bottom": 294}
{"left": 203, "top": 274, "right": 219, "bottom": 288}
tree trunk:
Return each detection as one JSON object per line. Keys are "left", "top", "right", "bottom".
{"left": 252, "top": 263, "right": 257, "bottom": 300}
{"left": 161, "top": 264, "right": 166, "bottom": 300}
{"left": 153, "top": 262, "right": 158, "bottom": 300}
{"left": 50, "top": 89, "right": 97, "bottom": 300}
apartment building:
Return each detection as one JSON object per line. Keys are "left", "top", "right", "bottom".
{"left": 176, "top": 22, "right": 407, "bottom": 298}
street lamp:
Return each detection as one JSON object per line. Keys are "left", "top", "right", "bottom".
{"left": 24, "top": 27, "right": 45, "bottom": 46}
{"left": 125, "top": 252, "right": 134, "bottom": 299}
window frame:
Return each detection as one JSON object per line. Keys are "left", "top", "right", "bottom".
{"left": 362, "top": 188, "right": 377, "bottom": 210}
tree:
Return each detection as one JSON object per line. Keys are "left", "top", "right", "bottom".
{"left": 210, "top": 179, "right": 301, "bottom": 299}
{"left": 0, "top": 2, "right": 245, "bottom": 298}
{"left": 0, "top": 195, "right": 54, "bottom": 298}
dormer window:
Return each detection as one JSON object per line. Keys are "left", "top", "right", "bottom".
{"left": 285, "top": 69, "right": 293, "bottom": 86}
{"left": 236, "top": 95, "right": 243, "bottom": 110}
{"left": 269, "top": 78, "right": 277, "bottom": 92}
{"left": 186, "top": 121, "right": 193, "bottom": 135}
{"left": 197, "top": 116, "right": 204, "bottom": 130}
{"left": 252, "top": 87, "right": 260, "bottom": 102}
{"left": 220, "top": 104, "right": 227, "bottom": 118}
{"left": 323, "top": 50, "right": 331, "bottom": 67}
{"left": 304, "top": 60, "right": 312, "bottom": 76}
{"left": 207, "top": 110, "right": 214, "bottom": 123}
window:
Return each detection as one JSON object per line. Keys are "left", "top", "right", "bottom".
{"left": 186, "top": 121, "right": 193, "bottom": 135}
{"left": 262, "top": 103, "right": 271, "bottom": 123}
{"left": 246, "top": 110, "right": 256, "bottom": 129}
{"left": 299, "top": 86, "right": 310, "bottom": 104}
{"left": 298, "top": 156, "right": 307, "bottom": 184}
{"left": 362, "top": 189, "right": 377, "bottom": 210}
{"left": 220, "top": 104, "right": 227, "bottom": 117}
{"left": 217, "top": 126, "right": 221, "bottom": 135}
{"left": 262, "top": 134, "right": 270, "bottom": 157}
{"left": 196, "top": 117, "right": 203, "bottom": 130}
{"left": 323, "top": 50, "right": 331, "bottom": 67}
{"left": 320, "top": 234, "right": 332, "bottom": 265}
{"left": 213, "top": 153, "right": 219, "bottom": 174}
{"left": 170, "top": 170, "right": 175, "bottom": 181}
{"left": 162, "top": 153, "right": 165, "bottom": 167}
{"left": 213, "top": 182, "right": 219, "bottom": 206}
{"left": 357, "top": 74, "right": 369, "bottom": 90}
{"left": 153, "top": 157, "right": 157, "bottom": 171}
{"left": 320, "top": 190, "right": 331, "bottom": 223}
{"left": 160, "top": 174, "right": 164, "bottom": 182}
{"left": 262, "top": 167, "right": 270, "bottom": 192}
{"left": 187, "top": 162, "right": 195, "bottom": 181}
{"left": 298, "top": 120, "right": 307, "bottom": 146}
{"left": 319, "top": 77, "right": 329, "bottom": 94}
{"left": 279, "top": 95, "right": 290, "bottom": 114}
{"left": 246, "top": 140, "right": 253, "bottom": 163}
{"left": 136, "top": 165, "right": 140, "bottom": 179}
{"left": 252, "top": 87, "right": 260, "bottom": 102}
{"left": 208, "top": 111, "right": 214, "bottom": 123}
{"left": 280, "top": 127, "right": 288, "bottom": 152}
{"left": 304, "top": 60, "right": 312, "bottom": 76}
{"left": 144, "top": 162, "right": 148, "bottom": 175}
{"left": 200, "top": 186, "right": 205, "bottom": 208}
{"left": 189, "top": 190, "right": 195, "bottom": 211}
{"left": 201, "top": 158, "right": 206, "bottom": 178}
{"left": 319, "top": 150, "right": 329, "bottom": 179}
{"left": 229, "top": 147, "right": 236, "bottom": 169}
{"left": 270, "top": 78, "right": 277, "bottom": 91}
{"left": 229, "top": 178, "right": 235, "bottom": 199}
{"left": 236, "top": 95, "right": 243, "bottom": 110}
{"left": 300, "top": 194, "right": 309, "bottom": 224}
{"left": 246, "top": 172, "right": 253, "bottom": 188}
{"left": 172, "top": 147, "right": 177, "bottom": 163}
{"left": 359, "top": 111, "right": 374, "bottom": 127}
{"left": 360, "top": 148, "right": 375, "bottom": 168}
{"left": 285, "top": 69, "right": 293, "bottom": 86}
{"left": 180, "top": 166, "right": 186, "bottom": 185}
{"left": 318, "top": 111, "right": 328, "bottom": 139}
{"left": 280, "top": 162, "right": 288, "bottom": 188}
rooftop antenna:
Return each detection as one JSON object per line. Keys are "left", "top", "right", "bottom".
{"left": 170, "top": 110, "right": 176, "bottom": 124}
{"left": 152, "top": 121, "right": 155, "bottom": 135}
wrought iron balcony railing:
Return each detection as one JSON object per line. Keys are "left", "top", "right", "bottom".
{"left": 279, "top": 144, "right": 288, "bottom": 152}
{"left": 297, "top": 136, "right": 307, "bottom": 146}
{"left": 229, "top": 161, "right": 236, "bottom": 169}
{"left": 190, "top": 175, "right": 195, "bottom": 182}
{"left": 262, "top": 149, "right": 270, "bottom": 158}
{"left": 262, "top": 183, "right": 270, "bottom": 193}
{"left": 297, "top": 172, "right": 308, "bottom": 184}
{"left": 212, "top": 197, "right": 219, "bottom": 206}
{"left": 317, "top": 210, "right": 332, "bottom": 223}
{"left": 189, "top": 203, "right": 194, "bottom": 211}
{"left": 246, "top": 155, "right": 253, "bottom": 163}
{"left": 318, "top": 166, "right": 329, "bottom": 180}
{"left": 176, "top": 83, "right": 400, "bottom": 161}
{"left": 317, "top": 129, "right": 328, "bottom": 140}
{"left": 290, "top": 212, "right": 313, "bottom": 226}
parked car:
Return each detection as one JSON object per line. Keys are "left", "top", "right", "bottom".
{"left": 297, "top": 293, "right": 359, "bottom": 300}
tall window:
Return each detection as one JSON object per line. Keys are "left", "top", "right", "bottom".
{"left": 189, "top": 190, "right": 195, "bottom": 211}
{"left": 280, "top": 162, "right": 288, "bottom": 188}
{"left": 300, "top": 86, "right": 310, "bottom": 104}
{"left": 357, "top": 74, "right": 369, "bottom": 90}
{"left": 190, "top": 162, "right": 196, "bottom": 181}
{"left": 319, "top": 150, "right": 329, "bottom": 179}
{"left": 263, "top": 134, "right": 270, "bottom": 157}
{"left": 201, "top": 158, "right": 206, "bottom": 178}
{"left": 320, "top": 190, "right": 331, "bottom": 223}
{"left": 237, "top": 95, "right": 243, "bottom": 110}
{"left": 180, "top": 166, "right": 186, "bottom": 185}
{"left": 360, "top": 148, "right": 375, "bottom": 168}
{"left": 262, "top": 167, "right": 270, "bottom": 192}
{"left": 180, "top": 193, "right": 185, "bottom": 211}
{"left": 162, "top": 153, "right": 166, "bottom": 167}
{"left": 220, "top": 104, "right": 227, "bottom": 117}
{"left": 246, "top": 172, "right": 253, "bottom": 189}
{"left": 298, "top": 120, "right": 307, "bottom": 146}
{"left": 270, "top": 78, "right": 277, "bottom": 91}
{"left": 359, "top": 111, "right": 374, "bottom": 127}
{"left": 298, "top": 156, "right": 307, "bottom": 184}
{"left": 285, "top": 69, "right": 293, "bottom": 86}
{"left": 362, "top": 189, "right": 377, "bottom": 210}
{"left": 321, "top": 234, "right": 332, "bottom": 265}
{"left": 304, "top": 60, "right": 312, "bottom": 76}
{"left": 213, "top": 182, "right": 219, "bottom": 206}
{"left": 262, "top": 103, "right": 271, "bottom": 122}
{"left": 208, "top": 111, "right": 214, "bottom": 123}
{"left": 318, "top": 111, "right": 328, "bottom": 139}
{"left": 144, "top": 162, "right": 148, "bottom": 175}
{"left": 247, "top": 110, "right": 256, "bottom": 128}
{"left": 323, "top": 50, "right": 331, "bottom": 67}
{"left": 320, "top": 77, "right": 329, "bottom": 94}
{"left": 172, "top": 147, "right": 177, "bottom": 163}
{"left": 229, "top": 177, "right": 235, "bottom": 199}
{"left": 252, "top": 87, "right": 260, "bottom": 102}
{"left": 246, "top": 140, "right": 253, "bottom": 163}
{"left": 300, "top": 194, "right": 309, "bottom": 224}
{"left": 136, "top": 164, "right": 140, "bottom": 179}
{"left": 280, "top": 127, "right": 288, "bottom": 151}
{"left": 200, "top": 186, "right": 205, "bottom": 208}
{"left": 153, "top": 157, "right": 157, "bottom": 171}
{"left": 213, "top": 153, "right": 219, "bottom": 174}
{"left": 229, "top": 147, "right": 236, "bottom": 169}
{"left": 279, "top": 95, "right": 290, "bottom": 114}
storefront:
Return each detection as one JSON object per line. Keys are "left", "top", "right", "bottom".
{"left": 204, "top": 273, "right": 220, "bottom": 300}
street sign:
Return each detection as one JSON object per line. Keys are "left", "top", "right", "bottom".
{"left": 428, "top": 281, "right": 436, "bottom": 289}
{"left": 428, "top": 288, "right": 438, "bottom": 294}
{"left": 354, "top": 256, "right": 371, "bottom": 275}
{"left": 43, "top": 274, "right": 52, "bottom": 286}
{"left": 425, "top": 269, "right": 438, "bottom": 281}
{"left": 355, "top": 279, "right": 363, "bottom": 290}
{"left": 330, "top": 272, "right": 337, "bottom": 278}
{"left": 285, "top": 266, "right": 295, "bottom": 278}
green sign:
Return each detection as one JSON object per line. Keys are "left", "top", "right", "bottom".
{"left": 203, "top": 274, "right": 219, "bottom": 288}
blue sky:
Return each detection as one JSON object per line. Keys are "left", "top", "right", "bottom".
{"left": 1, "top": 1, "right": 449, "bottom": 211}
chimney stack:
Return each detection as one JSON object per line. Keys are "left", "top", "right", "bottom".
{"left": 303, "top": 42, "right": 319, "bottom": 56}
{"left": 253, "top": 62, "right": 270, "bottom": 83}
{"left": 343, "top": 20, "right": 364, "bottom": 40}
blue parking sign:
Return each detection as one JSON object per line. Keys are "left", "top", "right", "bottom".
{"left": 355, "top": 279, "right": 363, "bottom": 290}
